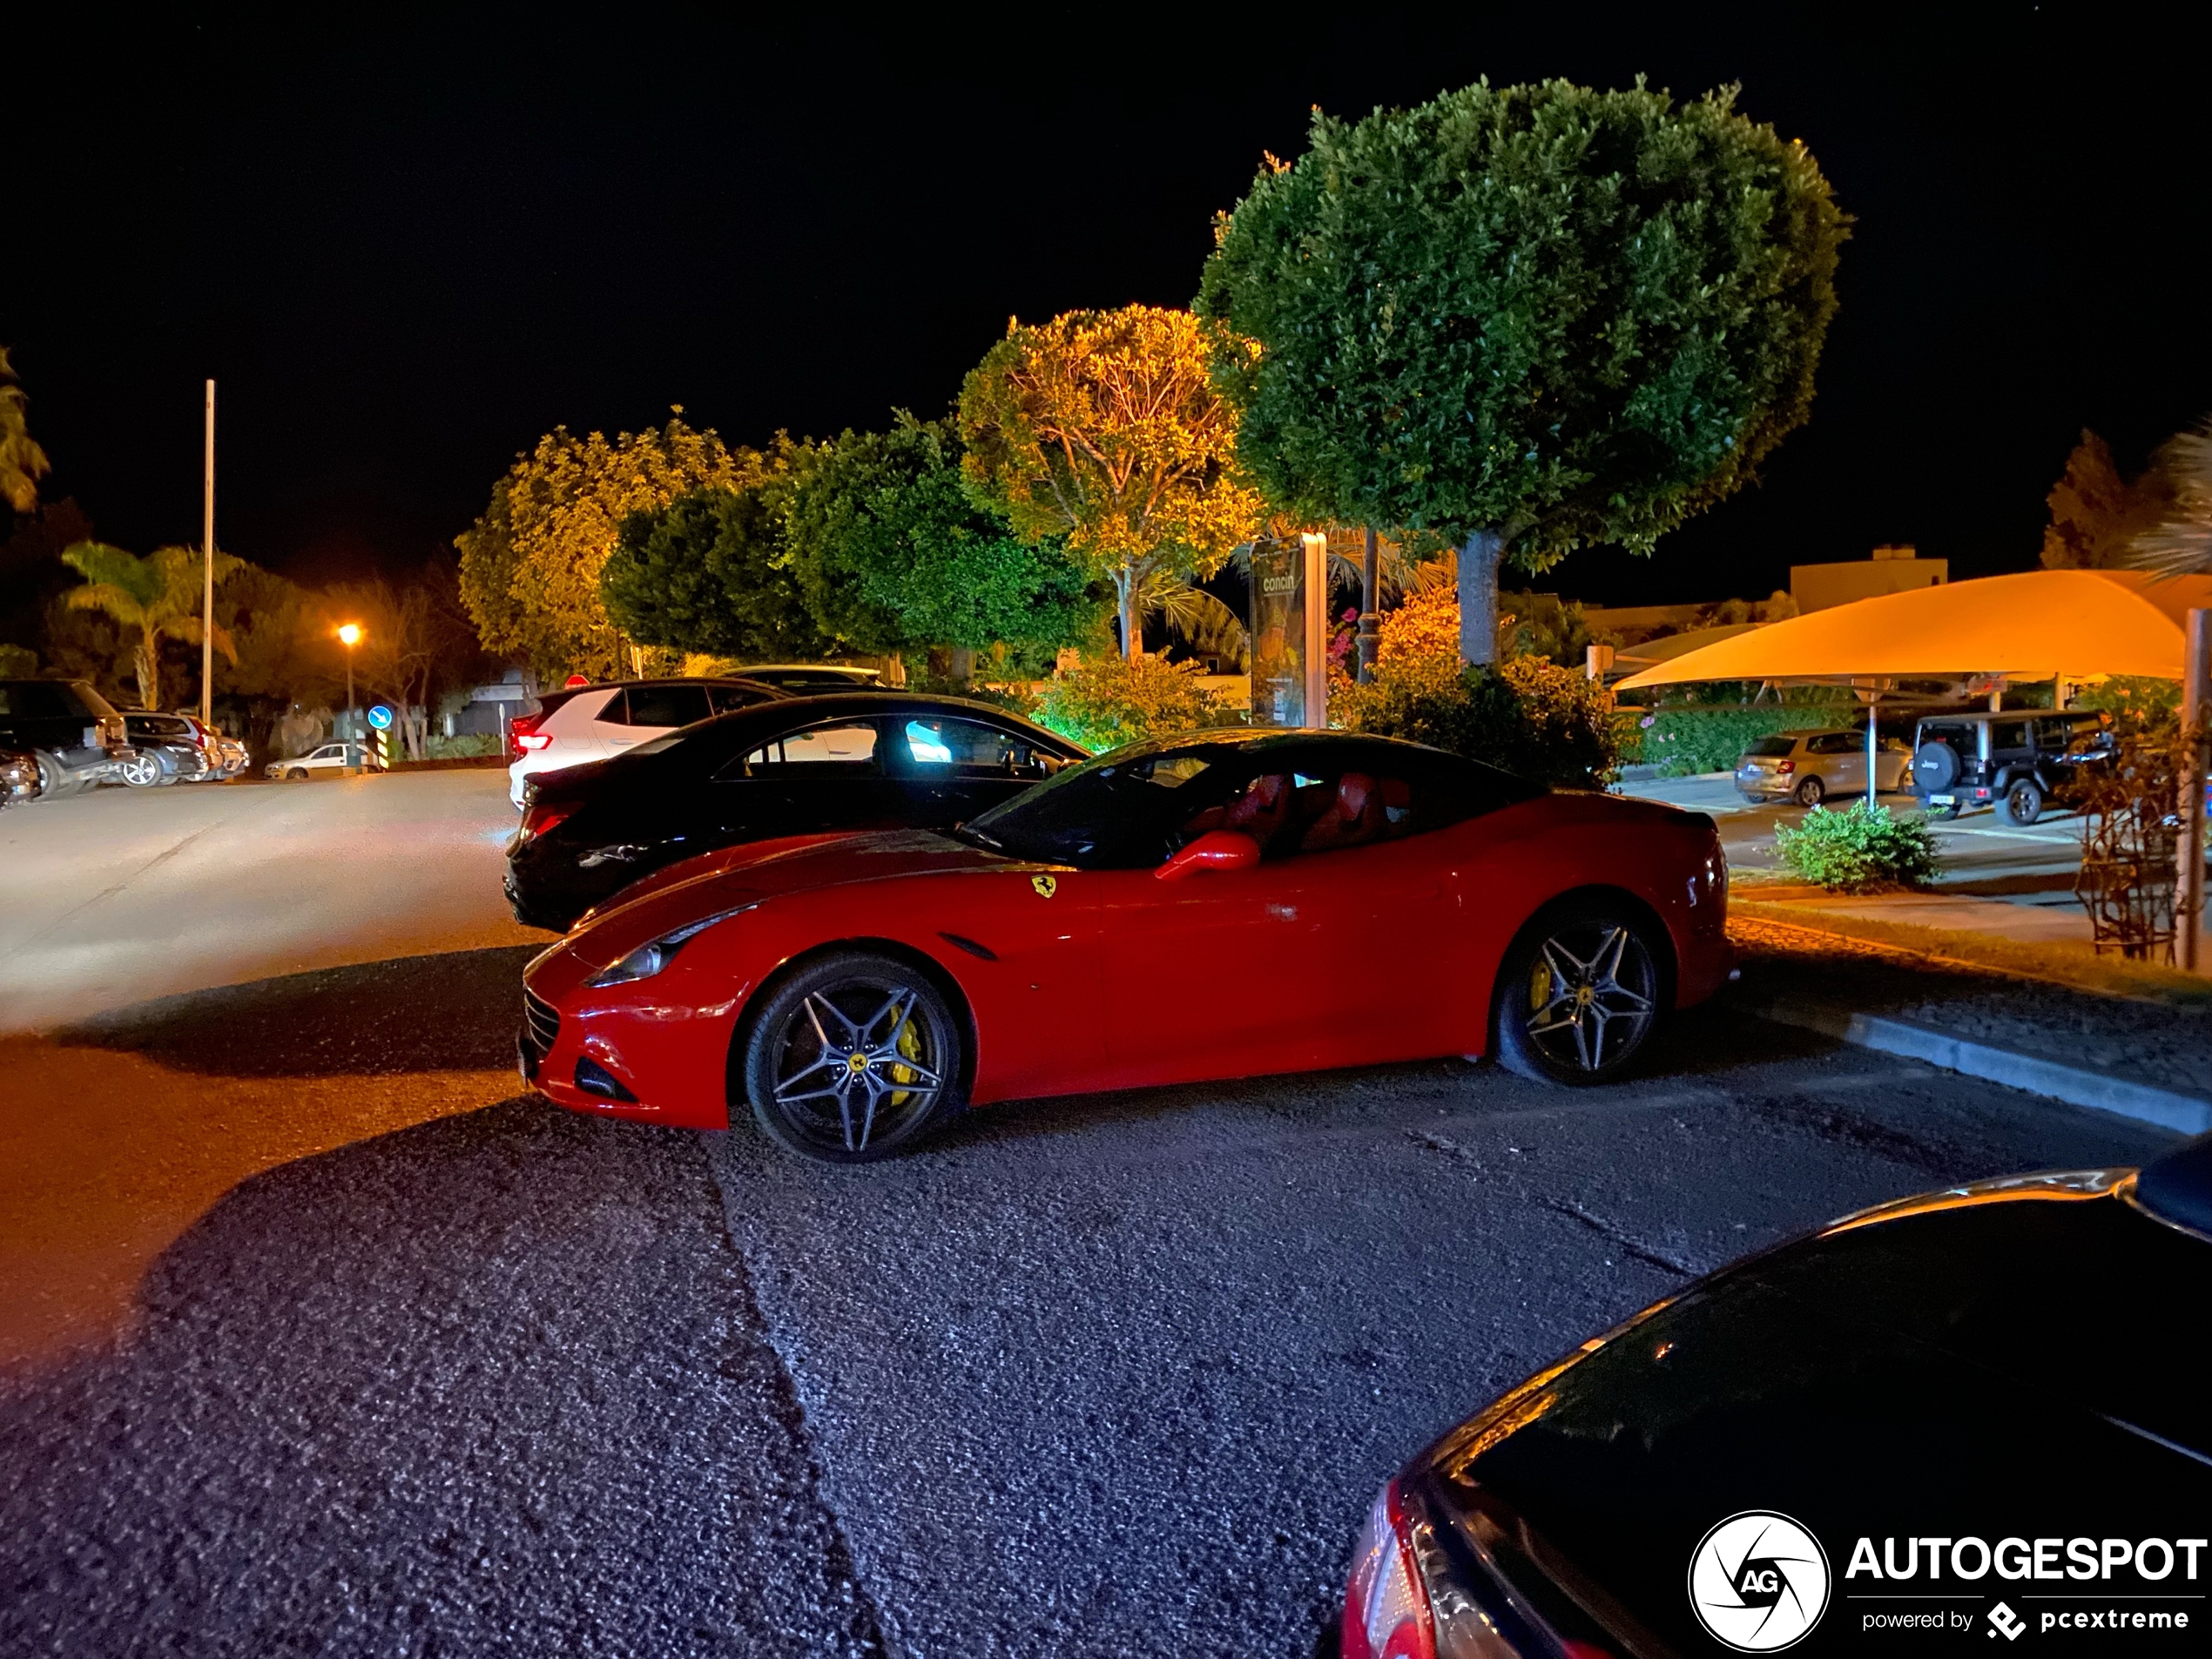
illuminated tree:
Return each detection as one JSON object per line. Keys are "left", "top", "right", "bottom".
{"left": 1, "top": 347, "right": 50, "bottom": 515}
{"left": 1200, "top": 78, "right": 1845, "bottom": 665}
{"left": 957, "top": 306, "right": 1264, "bottom": 658}
{"left": 59, "top": 540, "right": 241, "bottom": 711}
{"left": 456, "top": 412, "right": 754, "bottom": 680}
{"left": 600, "top": 462, "right": 828, "bottom": 662}
{"left": 784, "top": 415, "right": 1093, "bottom": 660}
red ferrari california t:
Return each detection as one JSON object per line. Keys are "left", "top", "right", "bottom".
{"left": 518, "top": 731, "right": 1731, "bottom": 1163}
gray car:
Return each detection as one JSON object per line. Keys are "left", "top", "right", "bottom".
{"left": 1736, "top": 727, "right": 1913, "bottom": 806}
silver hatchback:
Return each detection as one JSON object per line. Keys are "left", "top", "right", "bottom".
{"left": 1736, "top": 728, "right": 1912, "bottom": 806}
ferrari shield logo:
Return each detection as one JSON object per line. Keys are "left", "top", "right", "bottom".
{"left": 1030, "top": 874, "right": 1057, "bottom": 899}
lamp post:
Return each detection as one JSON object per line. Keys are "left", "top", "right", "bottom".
{"left": 337, "top": 623, "right": 361, "bottom": 745}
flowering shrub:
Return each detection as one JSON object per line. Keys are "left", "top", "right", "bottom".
{"left": 1774, "top": 801, "right": 1940, "bottom": 891}
{"left": 1331, "top": 588, "right": 1618, "bottom": 787}
{"left": 1623, "top": 705, "right": 1844, "bottom": 774}
{"left": 1032, "top": 652, "right": 1234, "bottom": 752}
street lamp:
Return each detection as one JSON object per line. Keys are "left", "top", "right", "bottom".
{"left": 336, "top": 623, "right": 362, "bottom": 742}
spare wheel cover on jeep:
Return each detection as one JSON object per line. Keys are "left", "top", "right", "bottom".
{"left": 1912, "top": 740, "right": 1959, "bottom": 792}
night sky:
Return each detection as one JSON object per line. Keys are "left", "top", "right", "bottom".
{"left": 8, "top": 9, "right": 2204, "bottom": 614}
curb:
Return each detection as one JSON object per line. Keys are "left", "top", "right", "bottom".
{"left": 1747, "top": 997, "right": 2212, "bottom": 1136}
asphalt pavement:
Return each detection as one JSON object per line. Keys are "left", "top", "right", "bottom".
{"left": 0, "top": 779, "right": 2187, "bottom": 1656}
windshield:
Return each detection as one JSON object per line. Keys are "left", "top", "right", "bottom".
{"left": 961, "top": 745, "right": 1224, "bottom": 868}
{"left": 1745, "top": 738, "right": 1797, "bottom": 759}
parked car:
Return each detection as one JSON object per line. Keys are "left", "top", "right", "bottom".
{"left": 505, "top": 692, "right": 1089, "bottom": 931}
{"left": 517, "top": 730, "right": 1733, "bottom": 1161}
{"left": 731, "top": 664, "right": 883, "bottom": 693}
{"left": 0, "top": 746, "right": 42, "bottom": 807}
{"left": 506, "top": 677, "right": 786, "bottom": 809}
{"left": 0, "top": 677, "right": 133, "bottom": 797}
{"left": 119, "top": 711, "right": 219, "bottom": 786}
{"left": 266, "top": 740, "right": 374, "bottom": 779}
{"left": 1734, "top": 727, "right": 1912, "bottom": 806}
{"left": 1912, "top": 708, "right": 2112, "bottom": 824}
{"left": 1340, "top": 1134, "right": 2212, "bottom": 1659}
{"left": 172, "top": 712, "right": 250, "bottom": 779}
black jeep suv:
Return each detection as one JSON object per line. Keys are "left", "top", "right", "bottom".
{"left": 0, "top": 678, "right": 133, "bottom": 797}
{"left": 1910, "top": 708, "right": 2110, "bottom": 825}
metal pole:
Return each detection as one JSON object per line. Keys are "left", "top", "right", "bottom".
{"left": 1866, "top": 695, "right": 1879, "bottom": 811}
{"left": 346, "top": 651, "right": 355, "bottom": 742}
{"left": 2179, "top": 608, "right": 2209, "bottom": 973}
{"left": 1358, "top": 527, "right": 1379, "bottom": 685}
{"left": 1301, "top": 532, "right": 1328, "bottom": 726}
{"left": 201, "top": 380, "right": 215, "bottom": 725}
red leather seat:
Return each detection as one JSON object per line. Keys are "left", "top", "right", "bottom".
{"left": 1299, "top": 772, "right": 1386, "bottom": 853}
{"left": 1223, "top": 773, "right": 1293, "bottom": 844}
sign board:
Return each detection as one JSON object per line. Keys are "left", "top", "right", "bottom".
{"left": 367, "top": 705, "right": 394, "bottom": 731}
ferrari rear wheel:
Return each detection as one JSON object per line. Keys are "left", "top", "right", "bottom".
{"left": 1492, "top": 900, "right": 1662, "bottom": 1085}
{"left": 741, "top": 951, "right": 965, "bottom": 1163}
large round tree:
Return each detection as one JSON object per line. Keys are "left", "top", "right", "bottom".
{"left": 1198, "top": 78, "right": 1845, "bottom": 664}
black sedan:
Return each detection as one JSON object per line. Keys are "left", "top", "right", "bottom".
{"left": 1345, "top": 1131, "right": 2212, "bottom": 1658}
{"left": 504, "top": 691, "right": 1089, "bottom": 931}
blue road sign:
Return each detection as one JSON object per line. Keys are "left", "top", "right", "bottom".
{"left": 367, "top": 705, "right": 394, "bottom": 731}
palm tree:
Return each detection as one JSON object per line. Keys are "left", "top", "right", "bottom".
{"left": 1, "top": 346, "right": 50, "bottom": 514}
{"left": 60, "top": 541, "right": 242, "bottom": 711}
{"left": 2128, "top": 425, "right": 2212, "bottom": 577}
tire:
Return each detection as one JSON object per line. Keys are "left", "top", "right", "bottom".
{"left": 1912, "top": 740, "right": 1960, "bottom": 794}
{"left": 32, "top": 752, "right": 78, "bottom": 799}
{"left": 1793, "top": 773, "right": 1825, "bottom": 806}
{"left": 739, "top": 951, "right": 967, "bottom": 1163}
{"left": 1491, "top": 899, "right": 1664, "bottom": 1085}
{"left": 120, "top": 752, "right": 164, "bottom": 788}
{"left": 2004, "top": 778, "right": 2044, "bottom": 826}
{"left": 287, "top": 766, "right": 308, "bottom": 780}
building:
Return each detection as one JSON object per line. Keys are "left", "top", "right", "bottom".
{"left": 1790, "top": 545, "right": 1946, "bottom": 614}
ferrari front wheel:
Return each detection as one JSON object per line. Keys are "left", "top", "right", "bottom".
{"left": 740, "top": 951, "right": 966, "bottom": 1163}
{"left": 1492, "top": 901, "right": 1662, "bottom": 1085}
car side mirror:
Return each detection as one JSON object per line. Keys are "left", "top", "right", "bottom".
{"left": 1156, "top": 829, "right": 1261, "bottom": 881}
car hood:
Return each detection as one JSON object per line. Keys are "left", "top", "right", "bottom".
{"left": 1416, "top": 1177, "right": 2210, "bottom": 1656}
{"left": 564, "top": 829, "right": 1013, "bottom": 967}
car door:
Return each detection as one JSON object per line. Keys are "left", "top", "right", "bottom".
{"left": 1810, "top": 731, "right": 1865, "bottom": 793}
{"left": 880, "top": 714, "right": 1070, "bottom": 826}
{"left": 1095, "top": 750, "right": 1469, "bottom": 1089}
{"left": 708, "top": 718, "right": 904, "bottom": 841}
{"left": 600, "top": 684, "right": 713, "bottom": 755}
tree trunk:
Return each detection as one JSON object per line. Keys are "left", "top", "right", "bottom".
{"left": 1116, "top": 572, "right": 1137, "bottom": 661}
{"left": 135, "top": 630, "right": 159, "bottom": 712}
{"left": 1457, "top": 529, "right": 1503, "bottom": 669}
{"left": 947, "top": 646, "right": 974, "bottom": 685}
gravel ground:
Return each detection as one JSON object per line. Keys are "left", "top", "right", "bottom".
{"left": 0, "top": 950, "right": 2183, "bottom": 1657}
{"left": 1731, "top": 915, "right": 2212, "bottom": 1097}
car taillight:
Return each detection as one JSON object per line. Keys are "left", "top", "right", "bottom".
{"left": 509, "top": 713, "right": 548, "bottom": 758}
{"left": 1344, "top": 1484, "right": 1434, "bottom": 1659}
{"left": 521, "top": 802, "right": 573, "bottom": 840}
{"left": 516, "top": 731, "right": 553, "bottom": 752}
{"left": 1774, "top": 759, "right": 1794, "bottom": 774}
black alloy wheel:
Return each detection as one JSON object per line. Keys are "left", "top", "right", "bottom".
{"left": 1491, "top": 900, "right": 1662, "bottom": 1085}
{"left": 2005, "top": 778, "right": 2045, "bottom": 826}
{"left": 740, "top": 951, "right": 966, "bottom": 1163}
{"left": 1793, "top": 772, "right": 1825, "bottom": 806}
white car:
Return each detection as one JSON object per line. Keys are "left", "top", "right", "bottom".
{"left": 506, "top": 678, "right": 783, "bottom": 808}
{"left": 267, "top": 740, "right": 374, "bottom": 779}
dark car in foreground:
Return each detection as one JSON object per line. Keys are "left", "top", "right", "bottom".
{"left": 1, "top": 746, "right": 42, "bottom": 806}
{"left": 505, "top": 692, "right": 1089, "bottom": 931}
{"left": 0, "top": 677, "right": 132, "bottom": 796}
{"left": 1344, "top": 1133, "right": 2212, "bottom": 1659}
{"left": 118, "top": 711, "right": 219, "bottom": 786}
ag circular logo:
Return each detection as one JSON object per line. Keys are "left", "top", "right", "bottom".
{"left": 1688, "top": 1511, "right": 1831, "bottom": 1652}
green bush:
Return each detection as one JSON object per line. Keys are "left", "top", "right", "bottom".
{"left": 1774, "top": 801, "right": 1940, "bottom": 892}
{"left": 425, "top": 732, "right": 502, "bottom": 759}
{"left": 1337, "top": 655, "right": 1618, "bottom": 788}
{"left": 1031, "top": 654, "right": 1236, "bottom": 753}
{"left": 1626, "top": 704, "right": 1850, "bottom": 775}
{"left": 0, "top": 643, "right": 36, "bottom": 677}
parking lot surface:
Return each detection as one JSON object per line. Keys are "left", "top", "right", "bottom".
{"left": 0, "top": 781, "right": 2183, "bottom": 1656}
